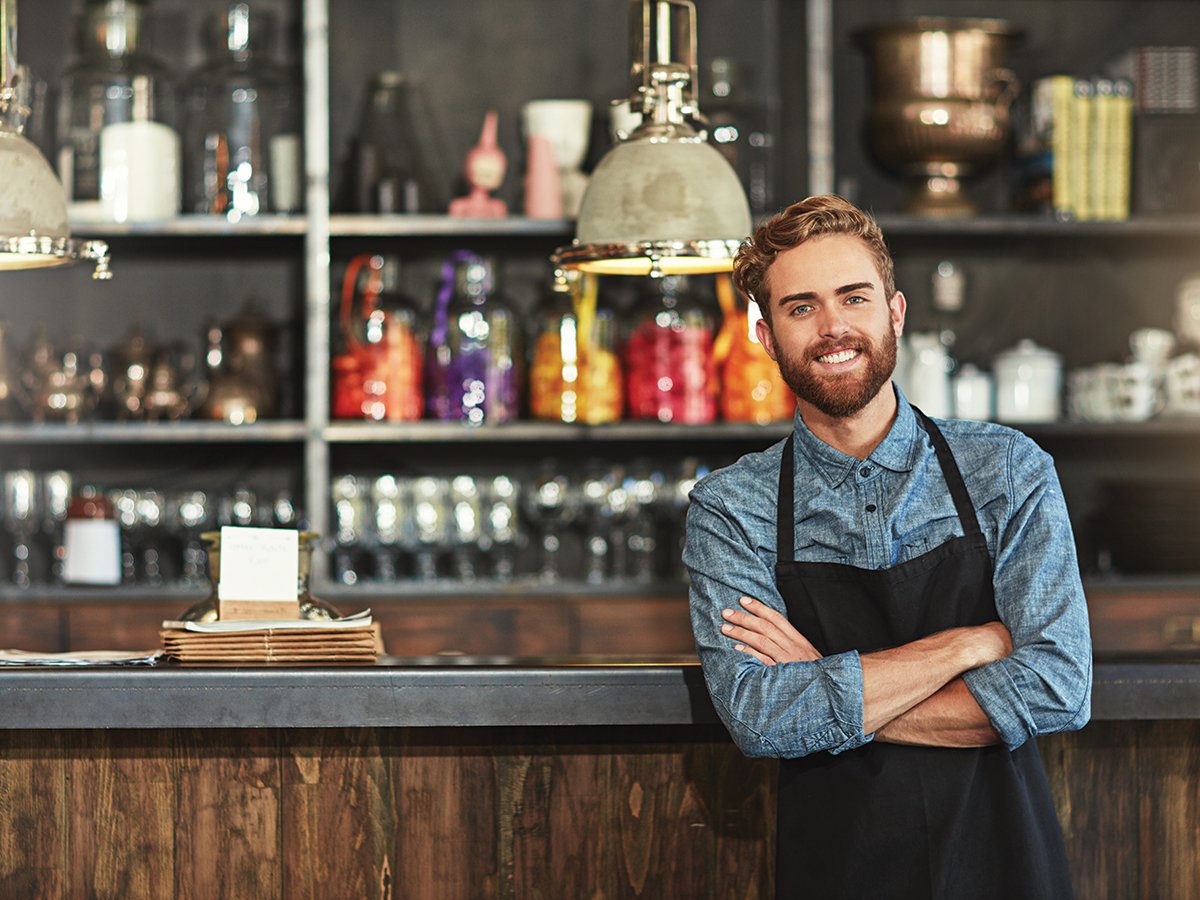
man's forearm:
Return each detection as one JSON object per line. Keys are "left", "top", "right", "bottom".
{"left": 874, "top": 678, "right": 1001, "bottom": 747}
{"left": 860, "top": 623, "right": 1009, "bottom": 735}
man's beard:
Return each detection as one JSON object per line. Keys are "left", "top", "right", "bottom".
{"left": 774, "top": 328, "right": 897, "bottom": 418}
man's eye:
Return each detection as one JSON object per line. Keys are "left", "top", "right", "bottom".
{"left": 845, "top": 295, "right": 867, "bottom": 305}
{"left": 789, "top": 304, "right": 812, "bottom": 316}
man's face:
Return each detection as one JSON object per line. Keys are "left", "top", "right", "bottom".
{"left": 754, "top": 234, "right": 905, "bottom": 419}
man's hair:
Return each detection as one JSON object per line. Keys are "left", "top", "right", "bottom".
{"left": 732, "top": 195, "right": 896, "bottom": 323}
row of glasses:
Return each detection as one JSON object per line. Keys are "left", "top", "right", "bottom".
{"left": 0, "top": 469, "right": 301, "bottom": 588}
{"left": 331, "top": 458, "right": 713, "bottom": 587}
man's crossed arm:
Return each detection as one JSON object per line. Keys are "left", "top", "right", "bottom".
{"left": 719, "top": 597, "right": 1012, "bottom": 747}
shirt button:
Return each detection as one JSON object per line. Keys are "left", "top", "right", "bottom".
{"left": 865, "top": 503, "right": 877, "bottom": 513}
{"left": 860, "top": 466, "right": 872, "bottom": 477}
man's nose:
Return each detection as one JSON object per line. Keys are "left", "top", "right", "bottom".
{"left": 816, "top": 305, "right": 851, "bottom": 337}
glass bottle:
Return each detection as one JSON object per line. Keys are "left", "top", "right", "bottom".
{"left": 56, "top": 0, "right": 179, "bottom": 219}
{"left": 332, "top": 255, "right": 425, "bottom": 422}
{"left": 715, "top": 275, "right": 794, "bottom": 424}
{"left": 185, "top": 2, "right": 295, "bottom": 219}
{"left": 704, "top": 57, "right": 773, "bottom": 220}
{"left": 529, "top": 273, "right": 623, "bottom": 424}
{"left": 625, "top": 275, "right": 718, "bottom": 424}
{"left": 426, "top": 252, "right": 521, "bottom": 425}
{"left": 341, "top": 71, "right": 447, "bottom": 214}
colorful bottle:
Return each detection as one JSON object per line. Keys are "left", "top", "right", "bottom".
{"left": 426, "top": 252, "right": 520, "bottom": 424}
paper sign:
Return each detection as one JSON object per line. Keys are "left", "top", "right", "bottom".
{"left": 62, "top": 518, "right": 122, "bottom": 586}
{"left": 217, "top": 526, "right": 299, "bottom": 602}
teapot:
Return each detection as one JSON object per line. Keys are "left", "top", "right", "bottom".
{"left": 142, "top": 346, "right": 208, "bottom": 421}
{"left": 110, "top": 326, "right": 156, "bottom": 419}
{"left": 23, "top": 330, "right": 100, "bottom": 423}
{"left": 202, "top": 302, "right": 279, "bottom": 423}
{"left": 0, "top": 322, "right": 26, "bottom": 420}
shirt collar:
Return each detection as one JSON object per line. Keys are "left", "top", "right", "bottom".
{"left": 791, "top": 383, "right": 921, "bottom": 486}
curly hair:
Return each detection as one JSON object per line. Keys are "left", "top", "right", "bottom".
{"left": 733, "top": 195, "right": 895, "bottom": 324}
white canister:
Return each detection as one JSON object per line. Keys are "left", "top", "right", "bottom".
{"left": 904, "top": 332, "right": 953, "bottom": 418}
{"left": 952, "top": 363, "right": 994, "bottom": 420}
{"left": 993, "top": 340, "right": 1062, "bottom": 423}
{"left": 98, "top": 75, "right": 180, "bottom": 223}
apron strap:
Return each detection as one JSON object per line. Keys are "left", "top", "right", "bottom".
{"left": 913, "top": 407, "right": 983, "bottom": 538}
{"left": 777, "top": 433, "right": 796, "bottom": 563}
{"left": 775, "top": 408, "right": 984, "bottom": 563}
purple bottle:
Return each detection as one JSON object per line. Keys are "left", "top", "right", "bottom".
{"left": 426, "top": 252, "right": 520, "bottom": 424}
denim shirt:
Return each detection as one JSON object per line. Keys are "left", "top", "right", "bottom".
{"left": 684, "top": 386, "right": 1093, "bottom": 758}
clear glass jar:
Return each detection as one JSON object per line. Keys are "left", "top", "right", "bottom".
{"left": 56, "top": 0, "right": 179, "bottom": 216}
{"left": 426, "top": 253, "right": 521, "bottom": 424}
{"left": 529, "top": 275, "right": 623, "bottom": 424}
{"left": 185, "top": 3, "right": 296, "bottom": 219}
{"left": 625, "top": 275, "right": 718, "bottom": 424}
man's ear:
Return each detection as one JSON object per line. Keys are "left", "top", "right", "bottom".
{"left": 755, "top": 315, "right": 778, "bottom": 361}
{"left": 890, "top": 290, "right": 907, "bottom": 338}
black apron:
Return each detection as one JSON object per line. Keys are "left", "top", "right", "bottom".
{"left": 773, "top": 410, "right": 1072, "bottom": 900}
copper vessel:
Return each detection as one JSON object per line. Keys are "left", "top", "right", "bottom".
{"left": 855, "top": 18, "right": 1021, "bottom": 216}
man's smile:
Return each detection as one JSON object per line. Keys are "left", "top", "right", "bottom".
{"left": 815, "top": 347, "right": 861, "bottom": 366}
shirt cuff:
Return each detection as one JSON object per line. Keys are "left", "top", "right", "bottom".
{"left": 962, "top": 661, "right": 1033, "bottom": 750}
{"left": 818, "top": 650, "right": 870, "bottom": 754}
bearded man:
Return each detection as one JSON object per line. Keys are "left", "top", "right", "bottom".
{"left": 683, "top": 195, "right": 1092, "bottom": 900}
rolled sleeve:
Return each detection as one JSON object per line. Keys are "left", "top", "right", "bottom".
{"left": 963, "top": 437, "right": 1093, "bottom": 750}
{"left": 685, "top": 482, "right": 870, "bottom": 759}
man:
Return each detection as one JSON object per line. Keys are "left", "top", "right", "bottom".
{"left": 683, "top": 195, "right": 1092, "bottom": 899}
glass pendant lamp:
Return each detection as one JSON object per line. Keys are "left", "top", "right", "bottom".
{"left": 552, "top": 0, "right": 751, "bottom": 278}
{"left": 0, "top": 0, "right": 110, "bottom": 277}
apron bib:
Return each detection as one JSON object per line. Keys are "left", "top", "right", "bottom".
{"left": 773, "top": 410, "right": 1072, "bottom": 900}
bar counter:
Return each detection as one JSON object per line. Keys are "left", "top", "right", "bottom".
{"left": 0, "top": 659, "right": 1196, "bottom": 899}
{"left": 0, "top": 658, "right": 1197, "bottom": 729}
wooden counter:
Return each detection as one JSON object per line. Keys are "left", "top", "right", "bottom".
{"left": 0, "top": 662, "right": 1196, "bottom": 898}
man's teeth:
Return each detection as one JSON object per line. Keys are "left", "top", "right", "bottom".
{"left": 818, "top": 349, "right": 858, "bottom": 364}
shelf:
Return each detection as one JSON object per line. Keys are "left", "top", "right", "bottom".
{"left": 0, "top": 421, "right": 308, "bottom": 444}
{"left": 69, "top": 215, "right": 308, "bottom": 237}
{"left": 323, "top": 420, "right": 794, "bottom": 444}
{"left": 874, "top": 213, "right": 1200, "bottom": 238}
{"left": 328, "top": 214, "right": 574, "bottom": 238}
{"left": 1018, "top": 419, "right": 1200, "bottom": 439}
{"left": 316, "top": 578, "right": 689, "bottom": 601}
{"left": 0, "top": 585, "right": 207, "bottom": 604}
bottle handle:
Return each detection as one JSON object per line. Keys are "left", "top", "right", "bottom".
{"left": 340, "top": 255, "right": 384, "bottom": 350}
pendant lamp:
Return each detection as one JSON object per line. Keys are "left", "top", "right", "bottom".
{"left": 552, "top": 0, "right": 751, "bottom": 279}
{"left": 0, "top": 0, "right": 110, "bottom": 277}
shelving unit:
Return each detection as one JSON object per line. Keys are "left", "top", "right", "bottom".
{"left": 5, "top": 0, "right": 1200, "bottom": 646}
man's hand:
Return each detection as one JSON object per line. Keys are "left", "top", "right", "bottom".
{"left": 720, "top": 596, "right": 823, "bottom": 665}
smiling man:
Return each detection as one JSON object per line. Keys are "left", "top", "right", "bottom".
{"left": 683, "top": 195, "right": 1092, "bottom": 899}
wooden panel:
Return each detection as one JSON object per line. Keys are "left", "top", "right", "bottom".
{"left": 391, "top": 730, "right": 500, "bottom": 899}
{"left": 174, "top": 730, "right": 283, "bottom": 900}
{"left": 1040, "top": 725, "right": 1141, "bottom": 899}
{"left": 1087, "top": 592, "right": 1200, "bottom": 656}
{"left": 64, "top": 601, "right": 189, "bottom": 652}
{"left": 573, "top": 595, "right": 696, "bottom": 656}
{"left": 1135, "top": 722, "right": 1200, "bottom": 900}
{"left": 0, "top": 731, "right": 68, "bottom": 899}
{"left": 0, "top": 605, "right": 63, "bottom": 653}
{"left": 370, "top": 600, "right": 572, "bottom": 657}
{"left": 283, "top": 729, "right": 397, "bottom": 900}
{"left": 0, "top": 723, "right": 1196, "bottom": 897}
{"left": 65, "top": 730, "right": 177, "bottom": 898}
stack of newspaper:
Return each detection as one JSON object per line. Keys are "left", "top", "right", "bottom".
{"left": 160, "top": 610, "right": 380, "bottom": 663}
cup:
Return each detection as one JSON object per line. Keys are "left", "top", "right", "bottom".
{"left": 522, "top": 99, "right": 593, "bottom": 217}
{"left": 952, "top": 364, "right": 994, "bottom": 420}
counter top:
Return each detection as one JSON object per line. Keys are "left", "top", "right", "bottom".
{"left": 0, "top": 659, "right": 1196, "bottom": 730}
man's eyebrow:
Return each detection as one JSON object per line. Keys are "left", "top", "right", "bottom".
{"left": 774, "top": 282, "right": 877, "bottom": 306}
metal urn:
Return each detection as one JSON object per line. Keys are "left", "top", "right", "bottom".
{"left": 855, "top": 18, "right": 1021, "bottom": 216}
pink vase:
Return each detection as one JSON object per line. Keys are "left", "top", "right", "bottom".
{"left": 449, "top": 111, "right": 509, "bottom": 218}
{"left": 524, "top": 134, "right": 563, "bottom": 219}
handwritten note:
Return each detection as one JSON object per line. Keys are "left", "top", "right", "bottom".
{"left": 217, "top": 526, "right": 298, "bottom": 602}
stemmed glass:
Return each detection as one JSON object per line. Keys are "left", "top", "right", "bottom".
{"left": 171, "top": 490, "right": 212, "bottom": 587}
{"left": 623, "top": 462, "right": 665, "bottom": 584}
{"left": 370, "top": 475, "right": 411, "bottom": 583}
{"left": 483, "top": 474, "right": 521, "bottom": 581}
{"left": 449, "top": 475, "right": 483, "bottom": 581}
{"left": 579, "top": 462, "right": 618, "bottom": 585}
{"left": 525, "top": 462, "right": 577, "bottom": 583}
{"left": 411, "top": 476, "right": 451, "bottom": 581}
{"left": 331, "top": 475, "right": 367, "bottom": 585}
